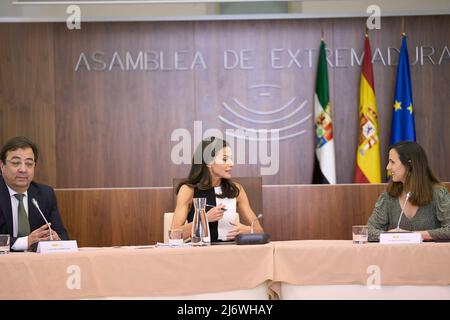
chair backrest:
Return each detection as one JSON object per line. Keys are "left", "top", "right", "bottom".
{"left": 172, "top": 177, "right": 263, "bottom": 216}
{"left": 165, "top": 177, "right": 262, "bottom": 242}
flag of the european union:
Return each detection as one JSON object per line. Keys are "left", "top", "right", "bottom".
{"left": 390, "top": 35, "right": 416, "bottom": 144}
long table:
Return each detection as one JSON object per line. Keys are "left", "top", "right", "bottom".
{"left": 0, "top": 244, "right": 274, "bottom": 299}
{"left": 274, "top": 240, "right": 450, "bottom": 299}
{"left": 1, "top": 240, "right": 449, "bottom": 299}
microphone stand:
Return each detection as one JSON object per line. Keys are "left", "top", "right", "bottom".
{"left": 251, "top": 214, "right": 263, "bottom": 234}
{"left": 30, "top": 198, "right": 78, "bottom": 253}
{"left": 396, "top": 192, "right": 411, "bottom": 230}
{"left": 32, "top": 198, "right": 53, "bottom": 240}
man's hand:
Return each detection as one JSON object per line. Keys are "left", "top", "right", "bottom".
{"left": 27, "top": 224, "right": 60, "bottom": 247}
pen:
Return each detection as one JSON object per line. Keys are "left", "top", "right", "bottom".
{"left": 205, "top": 204, "right": 227, "bottom": 211}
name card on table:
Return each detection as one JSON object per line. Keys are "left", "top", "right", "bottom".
{"left": 37, "top": 240, "right": 78, "bottom": 253}
{"left": 380, "top": 232, "right": 422, "bottom": 244}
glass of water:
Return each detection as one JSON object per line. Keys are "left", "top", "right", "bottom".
{"left": 0, "top": 234, "right": 10, "bottom": 254}
{"left": 352, "top": 225, "right": 368, "bottom": 244}
{"left": 168, "top": 228, "right": 184, "bottom": 246}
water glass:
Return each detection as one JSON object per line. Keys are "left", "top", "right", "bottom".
{"left": 168, "top": 228, "right": 184, "bottom": 246}
{"left": 352, "top": 225, "right": 368, "bottom": 244}
{"left": 0, "top": 234, "right": 10, "bottom": 254}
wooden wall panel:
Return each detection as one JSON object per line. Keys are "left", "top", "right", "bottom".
{"left": 263, "top": 183, "right": 450, "bottom": 241}
{"left": 0, "top": 24, "right": 56, "bottom": 185}
{"left": 263, "top": 184, "right": 386, "bottom": 241}
{"left": 53, "top": 22, "right": 196, "bottom": 188}
{"left": 56, "top": 183, "right": 449, "bottom": 246}
{"left": 409, "top": 16, "right": 450, "bottom": 181}
{"left": 194, "top": 19, "right": 324, "bottom": 184}
{"left": 331, "top": 16, "right": 450, "bottom": 183}
{"left": 0, "top": 16, "right": 449, "bottom": 188}
{"left": 56, "top": 188, "right": 173, "bottom": 247}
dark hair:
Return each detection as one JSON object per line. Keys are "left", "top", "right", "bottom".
{"left": 387, "top": 141, "right": 441, "bottom": 206}
{"left": 176, "top": 136, "right": 239, "bottom": 199}
{"left": 0, "top": 136, "right": 39, "bottom": 163}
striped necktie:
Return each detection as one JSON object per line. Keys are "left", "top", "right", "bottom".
{"left": 14, "top": 194, "right": 30, "bottom": 237}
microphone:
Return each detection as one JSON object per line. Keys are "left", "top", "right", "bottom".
{"left": 236, "top": 213, "right": 270, "bottom": 245}
{"left": 32, "top": 198, "right": 53, "bottom": 241}
{"left": 396, "top": 192, "right": 411, "bottom": 230}
{"left": 250, "top": 214, "right": 263, "bottom": 233}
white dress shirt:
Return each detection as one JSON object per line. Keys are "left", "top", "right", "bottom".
{"left": 6, "top": 185, "right": 29, "bottom": 251}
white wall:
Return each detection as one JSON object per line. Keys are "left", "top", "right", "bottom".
{"left": 292, "top": 0, "right": 450, "bottom": 15}
{"left": 0, "top": 2, "right": 220, "bottom": 22}
{"left": 1, "top": 0, "right": 450, "bottom": 22}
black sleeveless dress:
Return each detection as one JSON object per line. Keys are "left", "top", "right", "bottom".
{"left": 186, "top": 187, "right": 219, "bottom": 242}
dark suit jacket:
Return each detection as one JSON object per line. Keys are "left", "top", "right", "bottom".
{"left": 0, "top": 175, "right": 69, "bottom": 249}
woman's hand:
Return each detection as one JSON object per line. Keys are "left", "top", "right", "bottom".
{"left": 206, "top": 204, "right": 226, "bottom": 222}
{"left": 226, "top": 221, "right": 251, "bottom": 240}
{"left": 418, "top": 231, "right": 432, "bottom": 241}
{"left": 388, "top": 229, "right": 431, "bottom": 240}
{"left": 388, "top": 228, "right": 407, "bottom": 232}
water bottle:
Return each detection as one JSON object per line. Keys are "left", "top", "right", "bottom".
{"left": 191, "top": 197, "right": 211, "bottom": 246}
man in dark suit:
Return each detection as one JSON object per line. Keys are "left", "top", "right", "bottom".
{"left": 0, "top": 136, "right": 68, "bottom": 251}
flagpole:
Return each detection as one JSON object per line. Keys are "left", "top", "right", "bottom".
{"left": 401, "top": 16, "right": 405, "bottom": 36}
{"left": 390, "top": 22, "right": 416, "bottom": 145}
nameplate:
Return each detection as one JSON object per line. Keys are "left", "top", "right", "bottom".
{"left": 37, "top": 240, "right": 78, "bottom": 253}
{"left": 380, "top": 232, "right": 422, "bottom": 244}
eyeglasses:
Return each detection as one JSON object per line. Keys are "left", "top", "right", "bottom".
{"left": 5, "top": 159, "right": 35, "bottom": 169}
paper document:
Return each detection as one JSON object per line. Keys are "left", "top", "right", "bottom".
{"left": 216, "top": 197, "right": 238, "bottom": 241}
{"left": 155, "top": 242, "right": 191, "bottom": 248}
